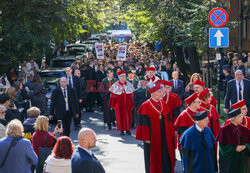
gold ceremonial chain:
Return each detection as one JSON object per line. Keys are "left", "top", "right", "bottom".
{"left": 244, "top": 116, "right": 248, "bottom": 127}
{"left": 200, "top": 105, "right": 212, "bottom": 117}
{"left": 148, "top": 99, "right": 163, "bottom": 119}
{"left": 184, "top": 110, "right": 195, "bottom": 123}
{"left": 165, "top": 93, "right": 169, "bottom": 103}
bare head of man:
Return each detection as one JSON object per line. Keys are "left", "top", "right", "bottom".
{"left": 78, "top": 128, "right": 97, "bottom": 150}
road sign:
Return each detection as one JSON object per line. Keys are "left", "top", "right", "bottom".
{"left": 208, "top": 8, "right": 228, "bottom": 27}
{"left": 209, "top": 28, "right": 229, "bottom": 48}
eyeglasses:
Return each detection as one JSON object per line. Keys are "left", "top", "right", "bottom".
{"left": 193, "top": 101, "right": 201, "bottom": 104}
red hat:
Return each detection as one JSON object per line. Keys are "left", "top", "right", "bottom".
{"left": 184, "top": 93, "right": 198, "bottom": 104}
{"left": 193, "top": 80, "right": 205, "bottom": 87}
{"left": 231, "top": 100, "right": 246, "bottom": 109}
{"left": 155, "top": 80, "right": 173, "bottom": 87}
{"left": 146, "top": 67, "right": 156, "bottom": 71}
{"left": 117, "top": 70, "right": 126, "bottom": 76}
{"left": 198, "top": 88, "right": 210, "bottom": 99}
{"left": 149, "top": 85, "right": 162, "bottom": 94}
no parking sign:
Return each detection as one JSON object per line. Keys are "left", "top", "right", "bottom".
{"left": 208, "top": 8, "right": 228, "bottom": 28}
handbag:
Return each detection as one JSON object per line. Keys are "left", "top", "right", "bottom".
{"left": 37, "top": 134, "right": 55, "bottom": 173}
{"left": 0, "top": 137, "right": 21, "bottom": 168}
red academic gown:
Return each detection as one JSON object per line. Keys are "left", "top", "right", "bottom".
{"left": 224, "top": 116, "right": 250, "bottom": 130}
{"left": 109, "top": 81, "right": 134, "bottom": 131}
{"left": 163, "top": 92, "right": 182, "bottom": 149}
{"left": 136, "top": 98, "right": 175, "bottom": 173}
{"left": 198, "top": 103, "right": 221, "bottom": 138}
{"left": 174, "top": 108, "right": 197, "bottom": 150}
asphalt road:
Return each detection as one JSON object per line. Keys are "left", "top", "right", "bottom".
{"left": 52, "top": 108, "right": 183, "bottom": 173}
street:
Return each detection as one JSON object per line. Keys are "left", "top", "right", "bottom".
{"left": 61, "top": 108, "right": 183, "bottom": 173}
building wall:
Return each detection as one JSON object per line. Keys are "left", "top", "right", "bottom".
{"left": 221, "top": 0, "right": 250, "bottom": 50}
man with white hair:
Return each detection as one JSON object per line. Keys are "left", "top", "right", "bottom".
{"left": 0, "top": 105, "right": 6, "bottom": 138}
{"left": 71, "top": 128, "right": 105, "bottom": 173}
{"left": 224, "top": 70, "right": 250, "bottom": 116}
{"left": 49, "top": 77, "right": 79, "bottom": 136}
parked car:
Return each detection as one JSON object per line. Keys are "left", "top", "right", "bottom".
{"left": 50, "top": 56, "right": 77, "bottom": 68}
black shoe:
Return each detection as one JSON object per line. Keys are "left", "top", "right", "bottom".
{"left": 126, "top": 131, "right": 131, "bottom": 135}
{"left": 120, "top": 131, "right": 125, "bottom": 136}
{"left": 112, "top": 121, "right": 116, "bottom": 127}
{"left": 108, "top": 123, "right": 112, "bottom": 130}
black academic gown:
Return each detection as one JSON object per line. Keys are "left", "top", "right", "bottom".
{"left": 100, "top": 77, "right": 117, "bottom": 124}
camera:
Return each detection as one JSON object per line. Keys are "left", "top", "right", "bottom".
{"left": 58, "top": 120, "right": 62, "bottom": 129}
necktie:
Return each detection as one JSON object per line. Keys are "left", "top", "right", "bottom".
{"left": 69, "top": 77, "right": 72, "bottom": 87}
{"left": 238, "top": 82, "right": 242, "bottom": 100}
{"left": 63, "top": 89, "right": 66, "bottom": 98}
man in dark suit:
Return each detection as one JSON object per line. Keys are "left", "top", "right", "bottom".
{"left": 49, "top": 77, "right": 79, "bottom": 136}
{"left": 224, "top": 70, "right": 250, "bottom": 116}
{"left": 85, "top": 60, "right": 97, "bottom": 112}
{"left": 170, "top": 71, "right": 185, "bottom": 101}
{"left": 65, "top": 67, "right": 82, "bottom": 129}
{"left": 71, "top": 128, "right": 105, "bottom": 173}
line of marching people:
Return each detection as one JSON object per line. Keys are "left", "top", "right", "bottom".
{"left": 102, "top": 63, "right": 250, "bottom": 173}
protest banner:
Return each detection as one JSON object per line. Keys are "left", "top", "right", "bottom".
{"left": 95, "top": 43, "right": 104, "bottom": 59}
{"left": 116, "top": 45, "right": 127, "bottom": 61}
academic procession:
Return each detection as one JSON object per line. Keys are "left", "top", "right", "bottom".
{"left": 0, "top": 1, "right": 250, "bottom": 173}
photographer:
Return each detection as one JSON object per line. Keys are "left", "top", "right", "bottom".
{"left": 0, "top": 94, "right": 18, "bottom": 125}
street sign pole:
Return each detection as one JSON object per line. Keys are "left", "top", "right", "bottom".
{"left": 207, "top": 28, "right": 211, "bottom": 88}
{"left": 208, "top": 8, "right": 229, "bottom": 110}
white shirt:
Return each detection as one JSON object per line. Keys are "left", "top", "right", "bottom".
{"left": 235, "top": 80, "right": 244, "bottom": 101}
{"left": 195, "top": 124, "right": 203, "bottom": 132}
{"left": 61, "top": 87, "right": 69, "bottom": 111}
{"left": 78, "top": 145, "right": 93, "bottom": 157}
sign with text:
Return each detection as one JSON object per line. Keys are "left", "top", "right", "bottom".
{"left": 116, "top": 45, "right": 127, "bottom": 61}
{"left": 95, "top": 43, "right": 104, "bottom": 59}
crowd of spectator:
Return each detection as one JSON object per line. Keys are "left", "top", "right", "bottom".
{"left": 0, "top": 39, "right": 249, "bottom": 172}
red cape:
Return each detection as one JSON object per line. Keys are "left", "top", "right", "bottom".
{"left": 224, "top": 116, "right": 250, "bottom": 130}
{"left": 216, "top": 123, "right": 250, "bottom": 145}
{"left": 109, "top": 92, "right": 134, "bottom": 131}
{"left": 210, "top": 96, "right": 217, "bottom": 106}
{"left": 136, "top": 99, "right": 175, "bottom": 173}
{"left": 174, "top": 108, "right": 197, "bottom": 149}
{"left": 198, "top": 103, "right": 220, "bottom": 138}
{"left": 163, "top": 92, "right": 182, "bottom": 123}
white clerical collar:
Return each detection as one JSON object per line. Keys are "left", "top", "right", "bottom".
{"left": 78, "top": 145, "right": 92, "bottom": 156}
{"left": 195, "top": 124, "right": 203, "bottom": 132}
{"left": 108, "top": 78, "right": 112, "bottom": 81}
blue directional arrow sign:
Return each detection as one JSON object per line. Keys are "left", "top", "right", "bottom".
{"left": 209, "top": 28, "right": 229, "bottom": 48}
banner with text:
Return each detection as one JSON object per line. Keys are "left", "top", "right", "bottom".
{"left": 116, "top": 45, "right": 127, "bottom": 61}
{"left": 95, "top": 43, "right": 104, "bottom": 59}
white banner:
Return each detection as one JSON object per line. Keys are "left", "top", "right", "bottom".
{"left": 116, "top": 45, "right": 127, "bottom": 61}
{"left": 95, "top": 43, "right": 104, "bottom": 59}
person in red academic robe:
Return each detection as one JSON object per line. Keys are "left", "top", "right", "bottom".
{"left": 224, "top": 99, "right": 250, "bottom": 129}
{"left": 145, "top": 66, "right": 159, "bottom": 88}
{"left": 135, "top": 85, "right": 175, "bottom": 173}
{"left": 174, "top": 93, "right": 200, "bottom": 150}
{"left": 156, "top": 80, "right": 182, "bottom": 151}
{"left": 198, "top": 88, "right": 220, "bottom": 140}
{"left": 109, "top": 70, "right": 135, "bottom": 135}
{"left": 193, "top": 80, "right": 217, "bottom": 106}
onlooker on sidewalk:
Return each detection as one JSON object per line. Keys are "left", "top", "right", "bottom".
{"left": 71, "top": 128, "right": 105, "bottom": 173}
{"left": 44, "top": 136, "right": 74, "bottom": 173}
{"left": 32, "top": 116, "right": 63, "bottom": 172}
{"left": 0, "top": 105, "right": 6, "bottom": 138}
{"left": 0, "top": 119, "right": 38, "bottom": 173}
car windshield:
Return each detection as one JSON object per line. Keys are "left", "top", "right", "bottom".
{"left": 45, "top": 83, "right": 57, "bottom": 92}
{"left": 67, "top": 46, "right": 85, "bottom": 55}
{"left": 39, "top": 71, "right": 65, "bottom": 78}
{"left": 51, "top": 60, "right": 75, "bottom": 68}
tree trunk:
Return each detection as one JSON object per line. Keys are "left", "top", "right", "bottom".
{"left": 186, "top": 47, "right": 201, "bottom": 74}
{"left": 174, "top": 46, "right": 187, "bottom": 82}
